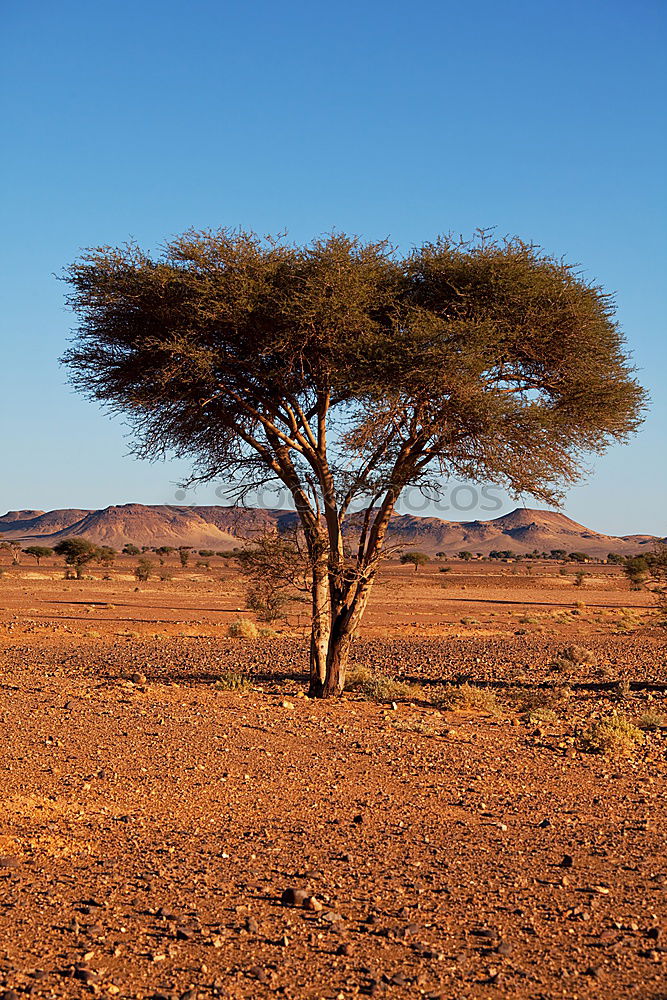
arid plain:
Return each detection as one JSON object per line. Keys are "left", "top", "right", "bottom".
{"left": 0, "top": 553, "right": 665, "bottom": 1000}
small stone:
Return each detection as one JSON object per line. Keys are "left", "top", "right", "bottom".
{"left": 560, "top": 854, "right": 574, "bottom": 868}
{"left": 176, "top": 927, "right": 193, "bottom": 940}
{"left": 131, "top": 672, "right": 147, "bottom": 684}
{"left": 0, "top": 991, "right": 20, "bottom": 1000}
{"left": 245, "top": 915, "right": 259, "bottom": 933}
{"left": 248, "top": 966, "right": 267, "bottom": 982}
{"left": 74, "top": 968, "right": 99, "bottom": 984}
{"left": 538, "top": 818, "right": 551, "bottom": 828}
{"left": 353, "top": 814, "right": 364, "bottom": 824}
{"left": 180, "top": 991, "right": 198, "bottom": 1000}
{"left": 304, "top": 895, "right": 323, "bottom": 912}
{"left": 390, "top": 972, "right": 408, "bottom": 986}
{"left": 281, "top": 887, "right": 308, "bottom": 907}
{"left": 336, "top": 942, "right": 351, "bottom": 956}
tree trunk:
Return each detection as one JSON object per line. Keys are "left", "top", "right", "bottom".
{"left": 310, "top": 576, "right": 375, "bottom": 698}
{"left": 308, "top": 557, "right": 330, "bottom": 695}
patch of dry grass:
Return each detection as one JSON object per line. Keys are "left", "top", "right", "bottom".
{"left": 345, "top": 665, "right": 423, "bottom": 702}
{"left": 581, "top": 713, "right": 645, "bottom": 755}
{"left": 437, "top": 682, "right": 501, "bottom": 715}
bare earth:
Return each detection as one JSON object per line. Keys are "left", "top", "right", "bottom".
{"left": 0, "top": 557, "right": 665, "bottom": 999}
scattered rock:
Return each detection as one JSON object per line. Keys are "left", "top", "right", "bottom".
{"left": 281, "top": 887, "right": 309, "bottom": 907}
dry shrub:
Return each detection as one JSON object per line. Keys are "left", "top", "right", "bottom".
{"left": 438, "top": 682, "right": 500, "bottom": 715}
{"left": 635, "top": 710, "right": 666, "bottom": 731}
{"left": 581, "top": 713, "right": 644, "bottom": 755}
{"left": 550, "top": 645, "right": 597, "bottom": 672}
{"left": 227, "top": 619, "right": 260, "bottom": 638}
{"left": 345, "top": 665, "right": 422, "bottom": 702}
{"left": 214, "top": 671, "right": 251, "bottom": 691}
{"left": 525, "top": 706, "right": 559, "bottom": 725}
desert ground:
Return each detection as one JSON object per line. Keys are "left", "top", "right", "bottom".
{"left": 0, "top": 553, "right": 665, "bottom": 999}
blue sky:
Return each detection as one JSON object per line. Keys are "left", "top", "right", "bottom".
{"left": 1, "top": 0, "right": 665, "bottom": 535}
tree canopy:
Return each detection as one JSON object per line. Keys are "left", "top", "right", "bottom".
{"left": 62, "top": 228, "right": 646, "bottom": 695}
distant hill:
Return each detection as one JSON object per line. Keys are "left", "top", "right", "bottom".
{"left": 0, "top": 503, "right": 661, "bottom": 557}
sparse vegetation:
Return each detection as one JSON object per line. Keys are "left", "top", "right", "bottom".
{"left": 345, "top": 665, "right": 422, "bottom": 702}
{"left": 227, "top": 618, "right": 261, "bottom": 638}
{"left": 438, "top": 682, "right": 501, "bottom": 715}
{"left": 214, "top": 671, "right": 251, "bottom": 691}
{"left": 550, "top": 645, "right": 597, "bottom": 671}
{"left": 400, "top": 551, "right": 430, "bottom": 572}
{"left": 635, "top": 710, "right": 666, "bottom": 731}
{"left": 581, "top": 713, "right": 645, "bottom": 755}
{"left": 23, "top": 545, "right": 54, "bottom": 565}
{"left": 54, "top": 538, "right": 102, "bottom": 579}
{"left": 134, "top": 557, "right": 153, "bottom": 582}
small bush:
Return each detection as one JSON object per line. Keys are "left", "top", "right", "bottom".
{"left": 550, "top": 645, "right": 597, "bottom": 671}
{"left": 635, "top": 710, "right": 666, "bottom": 731}
{"left": 214, "top": 671, "right": 251, "bottom": 691}
{"left": 525, "top": 706, "right": 559, "bottom": 725}
{"left": 134, "top": 557, "right": 154, "bottom": 582}
{"left": 345, "top": 665, "right": 422, "bottom": 702}
{"left": 581, "top": 713, "right": 645, "bottom": 755}
{"left": 438, "top": 682, "right": 500, "bottom": 715}
{"left": 227, "top": 618, "right": 261, "bottom": 638}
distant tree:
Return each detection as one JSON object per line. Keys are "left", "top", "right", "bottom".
{"left": 607, "top": 552, "right": 626, "bottom": 565}
{"left": 123, "top": 543, "right": 140, "bottom": 556}
{"left": 458, "top": 550, "right": 473, "bottom": 561}
{"left": 550, "top": 549, "right": 567, "bottom": 560}
{"left": 1, "top": 542, "right": 23, "bottom": 565}
{"left": 624, "top": 555, "right": 649, "bottom": 588}
{"left": 401, "top": 551, "right": 430, "bottom": 572}
{"left": 98, "top": 545, "right": 116, "bottom": 566}
{"left": 61, "top": 229, "right": 646, "bottom": 695}
{"left": 54, "top": 538, "right": 101, "bottom": 579}
{"left": 23, "top": 545, "right": 54, "bottom": 565}
{"left": 156, "top": 546, "right": 175, "bottom": 555}
{"left": 573, "top": 569, "right": 587, "bottom": 587}
{"left": 178, "top": 547, "right": 191, "bottom": 568}
{"left": 199, "top": 549, "right": 215, "bottom": 557}
{"left": 568, "top": 551, "right": 589, "bottom": 563}
{"left": 134, "top": 556, "right": 153, "bottom": 582}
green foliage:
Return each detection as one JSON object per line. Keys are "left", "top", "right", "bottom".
{"left": 214, "top": 671, "right": 251, "bottom": 691}
{"left": 60, "top": 228, "right": 647, "bottom": 696}
{"left": 54, "top": 538, "right": 101, "bottom": 578}
{"left": 123, "top": 543, "right": 140, "bottom": 555}
{"left": 458, "top": 550, "right": 473, "bottom": 561}
{"left": 178, "top": 548, "right": 190, "bottom": 567}
{"left": 134, "top": 557, "right": 153, "bottom": 582}
{"left": 400, "top": 551, "right": 430, "bottom": 571}
{"left": 23, "top": 545, "right": 54, "bottom": 565}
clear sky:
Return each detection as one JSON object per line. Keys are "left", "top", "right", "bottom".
{"left": 1, "top": 0, "right": 665, "bottom": 535}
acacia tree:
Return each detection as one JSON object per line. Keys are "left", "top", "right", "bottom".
{"left": 62, "top": 229, "right": 645, "bottom": 696}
